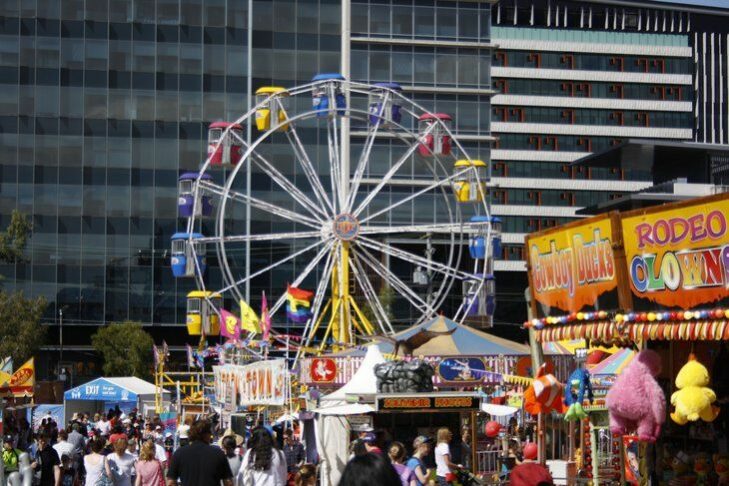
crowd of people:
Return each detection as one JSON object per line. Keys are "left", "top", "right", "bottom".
{"left": 2, "top": 410, "right": 553, "bottom": 486}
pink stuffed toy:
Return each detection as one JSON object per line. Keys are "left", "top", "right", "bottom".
{"left": 605, "top": 349, "right": 666, "bottom": 442}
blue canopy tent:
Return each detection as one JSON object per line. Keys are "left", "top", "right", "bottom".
{"left": 63, "top": 377, "right": 170, "bottom": 424}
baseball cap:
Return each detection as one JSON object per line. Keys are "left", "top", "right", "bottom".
{"left": 3, "top": 435, "right": 13, "bottom": 444}
{"left": 413, "top": 435, "right": 432, "bottom": 448}
{"left": 361, "top": 432, "right": 376, "bottom": 444}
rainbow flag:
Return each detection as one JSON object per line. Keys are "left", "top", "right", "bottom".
{"left": 286, "top": 285, "right": 314, "bottom": 323}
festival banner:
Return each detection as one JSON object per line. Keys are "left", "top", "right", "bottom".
{"left": 620, "top": 192, "right": 729, "bottom": 310}
{"left": 213, "top": 359, "right": 287, "bottom": 409}
{"left": 526, "top": 214, "right": 620, "bottom": 317}
{"left": 0, "top": 358, "right": 35, "bottom": 397}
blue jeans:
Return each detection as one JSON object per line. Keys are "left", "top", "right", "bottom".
{"left": 437, "top": 476, "right": 449, "bottom": 486}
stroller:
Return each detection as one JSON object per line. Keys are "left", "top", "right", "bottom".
{"left": 445, "top": 469, "right": 486, "bottom": 486}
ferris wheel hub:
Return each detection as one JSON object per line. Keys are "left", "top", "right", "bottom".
{"left": 332, "top": 213, "right": 360, "bottom": 241}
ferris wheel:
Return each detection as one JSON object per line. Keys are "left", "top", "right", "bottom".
{"left": 172, "top": 76, "right": 500, "bottom": 356}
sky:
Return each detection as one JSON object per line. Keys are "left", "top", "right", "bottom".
{"left": 654, "top": 0, "right": 728, "bottom": 7}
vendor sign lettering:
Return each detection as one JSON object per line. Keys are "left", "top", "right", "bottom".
{"left": 621, "top": 194, "right": 729, "bottom": 310}
{"left": 377, "top": 395, "right": 480, "bottom": 412}
{"left": 527, "top": 216, "right": 619, "bottom": 317}
{"left": 213, "top": 359, "right": 287, "bottom": 409}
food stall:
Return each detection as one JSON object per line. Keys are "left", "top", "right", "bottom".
{"left": 524, "top": 192, "right": 729, "bottom": 485}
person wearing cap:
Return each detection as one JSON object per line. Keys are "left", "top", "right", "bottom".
{"left": 218, "top": 429, "right": 244, "bottom": 478}
{"left": 2, "top": 435, "right": 23, "bottom": 474}
{"left": 361, "top": 432, "right": 382, "bottom": 455}
{"left": 406, "top": 436, "right": 432, "bottom": 486}
{"left": 282, "top": 429, "right": 304, "bottom": 475}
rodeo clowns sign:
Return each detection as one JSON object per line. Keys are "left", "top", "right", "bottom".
{"left": 527, "top": 214, "right": 621, "bottom": 317}
{"left": 621, "top": 192, "right": 729, "bottom": 310}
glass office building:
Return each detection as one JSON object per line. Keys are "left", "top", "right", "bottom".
{"left": 0, "top": 0, "right": 495, "bottom": 377}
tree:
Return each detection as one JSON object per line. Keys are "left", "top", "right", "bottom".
{"left": 0, "top": 291, "right": 47, "bottom": 364}
{"left": 0, "top": 210, "right": 32, "bottom": 265}
{"left": 0, "top": 211, "right": 45, "bottom": 364}
{"left": 91, "top": 321, "right": 154, "bottom": 379}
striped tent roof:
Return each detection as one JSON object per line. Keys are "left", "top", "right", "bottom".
{"left": 385, "top": 315, "right": 530, "bottom": 356}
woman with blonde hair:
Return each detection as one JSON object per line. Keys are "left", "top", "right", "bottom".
{"left": 105, "top": 437, "right": 136, "bottom": 486}
{"left": 388, "top": 442, "right": 416, "bottom": 486}
{"left": 434, "top": 428, "right": 461, "bottom": 486}
{"left": 134, "top": 441, "right": 164, "bottom": 486}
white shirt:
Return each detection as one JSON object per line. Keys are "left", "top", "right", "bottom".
{"left": 84, "top": 454, "right": 105, "bottom": 486}
{"left": 435, "top": 443, "right": 451, "bottom": 477}
{"left": 237, "top": 449, "right": 287, "bottom": 486}
{"left": 154, "top": 443, "right": 167, "bottom": 463}
{"left": 53, "top": 440, "right": 75, "bottom": 459}
{"left": 106, "top": 452, "right": 136, "bottom": 486}
{"left": 97, "top": 420, "right": 111, "bottom": 436}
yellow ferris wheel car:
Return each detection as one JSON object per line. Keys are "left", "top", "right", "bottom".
{"left": 186, "top": 291, "right": 222, "bottom": 336}
{"left": 255, "top": 87, "right": 290, "bottom": 131}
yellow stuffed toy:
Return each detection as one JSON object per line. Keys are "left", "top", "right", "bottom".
{"left": 670, "top": 354, "right": 720, "bottom": 424}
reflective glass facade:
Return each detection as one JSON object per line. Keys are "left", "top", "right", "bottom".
{"left": 0, "top": 0, "right": 499, "bottom": 376}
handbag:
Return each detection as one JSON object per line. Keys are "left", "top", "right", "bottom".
{"left": 95, "top": 457, "right": 114, "bottom": 486}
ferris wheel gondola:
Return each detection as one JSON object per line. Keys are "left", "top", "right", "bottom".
{"left": 174, "top": 76, "right": 498, "bottom": 358}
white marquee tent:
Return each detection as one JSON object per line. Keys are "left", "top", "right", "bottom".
{"left": 312, "top": 345, "right": 384, "bottom": 486}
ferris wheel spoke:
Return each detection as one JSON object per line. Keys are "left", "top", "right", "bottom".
{"left": 268, "top": 240, "right": 335, "bottom": 317}
{"left": 199, "top": 180, "right": 322, "bottom": 229}
{"left": 354, "top": 244, "right": 437, "bottom": 317}
{"left": 203, "top": 230, "right": 323, "bottom": 244}
{"left": 356, "top": 235, "right": 473, "bottom": 282}
{"left": 217, "top": 239, "right": 329, "bottom": 294}
{"left": 352, "top": 122, "right": 437, "bottom": 218}
{"left": 359, "top": 168, "right": 472, "bottom": 224}
{"left": 327, "top": 116, "right": 342, "bottom": 212}
{"left": 284, "top": 125, "right": 336, "bottom": 216}
{"left": 359, "top": 222, "right": 472, "bottom": 236}
{"left": 349, "top": 251, "right": 395, "bottom": 335}
{"left": 345, "top": 92, "right": 389, "bottom": 213}
{"left": 229, "top": 130, "right": 329, "bottom": 220}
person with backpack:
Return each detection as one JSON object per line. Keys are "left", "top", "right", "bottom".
{"left": 405, "top": 436, "right": 432, "bottom": 486}
{"left": 388, "top": 442, "right": 416, "bottom": 486}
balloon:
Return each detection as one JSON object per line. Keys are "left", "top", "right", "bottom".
{"left": 523, "top": 442, "right": 538, "bottom": 460}
{"left": 485, "top": 420, "right": 501, "bottom": 438}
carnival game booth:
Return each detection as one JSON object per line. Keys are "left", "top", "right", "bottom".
{"left": 63, "top": 377, "right": 171, "bottom": 424}
{"left": 524, "top": 192, "right": 729, "bottom": 485}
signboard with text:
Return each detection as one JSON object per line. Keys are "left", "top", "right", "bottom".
{"left": 527, "top": 214, "right": 620, "bottom": 317}
{"left": 621, "top": 193, "right": 729, "bottom": 310}
{"left": 376, "top": 394, "right": 480, "bottom": 413}
{"left": 214, "top": 359, "right": 287, "bottom": 408}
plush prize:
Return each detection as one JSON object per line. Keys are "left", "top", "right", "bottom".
{"left": 524, "top": 363, "right": 566, "bottom": 415}
{"left": 694, "top": 453, "right": 712, "bottom": 486}
{"left": 605, "top": 349, "right": 666, "bottom": 442}
{"left": 564, "top": 368, "right": 594, "bottom": 421}
{"left": 670, "top": 354, "right": 720, "bottom": 425}
{"left": 714, "top": 453, "right": 729, "bottom": 485}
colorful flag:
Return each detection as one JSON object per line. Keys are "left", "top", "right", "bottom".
{"left": 186, "top": 344, "right": 196, "bottom": 368}
{"left": 162, "top": 341, "right": 169, "bottom": 361}
{"left": 261, "top": 291, "right": 271, "bottom": 341}
{"left": 220, "top": 308, "right": 241, "bottom": 341}
{"left": 153, "top": 345, "right": 160, "bottom": 366}
{"left": 239, "top": 299, "right": 261, "bottom": 333}
{"left": 286, "top": 285, "right": 313, "bottom": 323}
